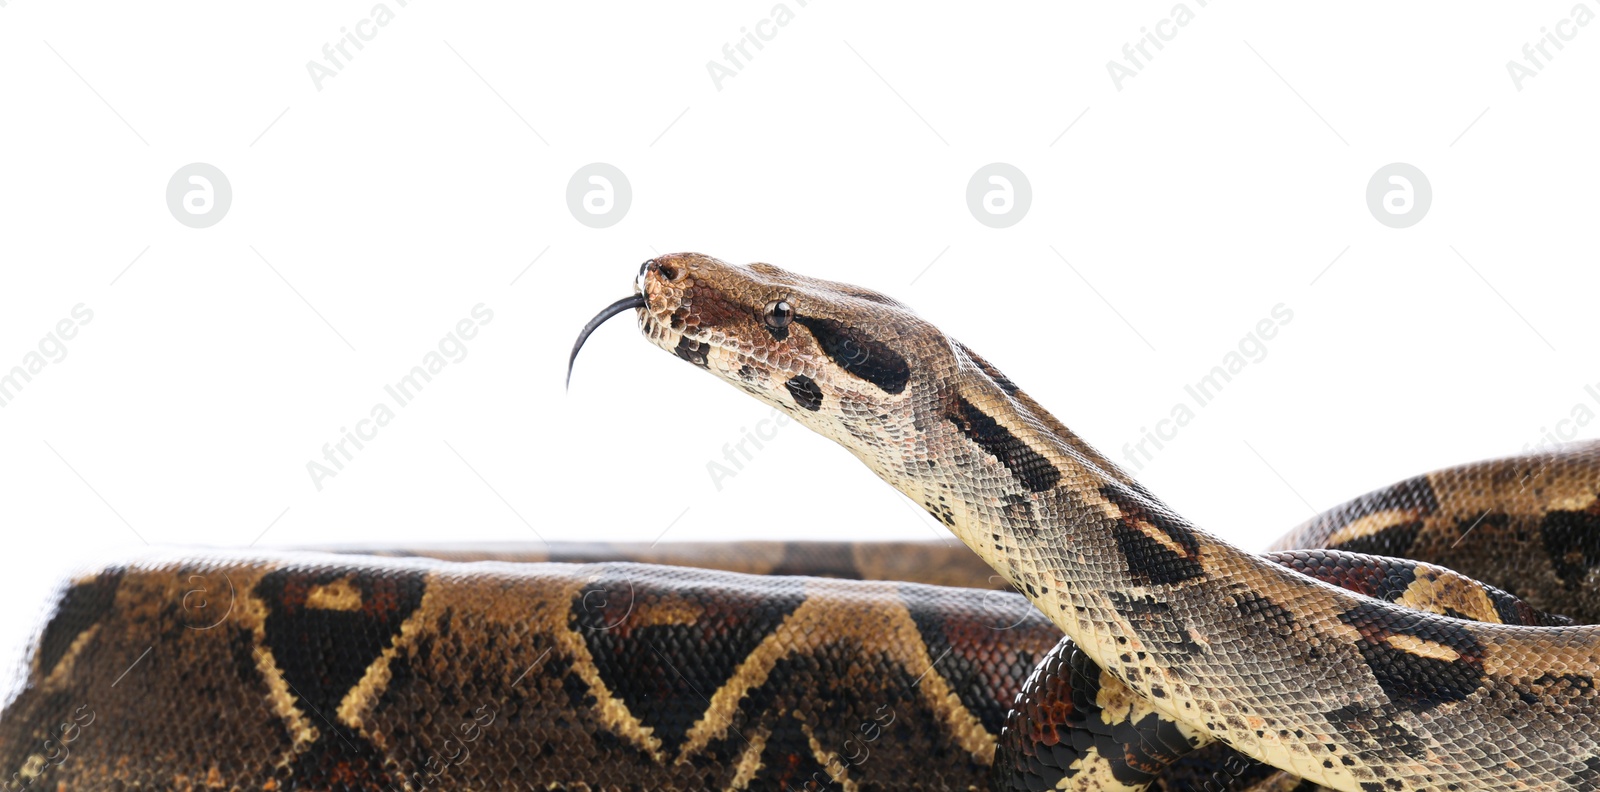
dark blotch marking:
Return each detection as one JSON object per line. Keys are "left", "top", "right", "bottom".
{"left": 955, "top": 340, "right": 1019, "bottom": 396}
{"left": 229, "top": 623, "right": 267, "bottom": 689}
{"left": 1268, "top": 549, "right": 1568, "bottom": 627}
{"left": 673, "top": 335, "right": 711, "bottom": 368}
{"left": 784, "top": 374, "right": 823, "bottom": 412}
{"left": 1318, "top": 474, "right": 1440, "bottom": 552}
{"left": 793, "top": 315, "right": 910, "bottom": 394}
{"left": 925, "top": 498, "right": 957, "bottom": 527}
{"left": 1491, "top": 584, "right": 1572, "bottom": 627}
{"left": 723, "top": 626, "right": 995, "bottom": 788}
{"left": 1337, "top": 601, "right": 1486, "bottom": 713}
{"left": 752, "top": 711, "right": 832, "bottom": 789}
{"left": 570, "top": 572, "right": 804, "bottom": 757}
{"left": 991, "top": 639, "right": 1202, "bottom": 792}
{"left": 257, "top": 568, "right": 426, "bottom": 718}
{"left": 947, "top": 396, "right": 1061, "bottom": 494}
{"left": 899, "top": 584, "right": 1051, "bottom": 737}
{"left": 34, "top": 568, "right": 123, "bottom": 678}
{"left": 1322, "top": 703, "right": 1428, "bottom": 762}
{"left": 1512, "top": 672, "right": 1594, "bottom": 711}
{"left": 1452, "top": 511, "right": 1510, "bottom": 553}
{"left": 1540, "top": 501, "right": 1600, "bottom": 588}
{"left": 1104, "top": 591, "right": 1204, "bottom": 657}
{"left": 1233, "top": 591, "right": 1310, "bottom": 654}
{"left": 1001, "top": 493, "right": 1033, "bottom": 525}
{"left": 282, "top": 730, "right": 396, "bottom": 790}
{"left": 1100, "top": 482, "right": 1207, "bottom": 586}
{"left": 256, "top": 567, "right": 425, "bottom": 791}
{"left": 1565, "top": 756, "right": 1600, "bottom": 789}
{"left": 1100, "top": 483, "right": 1200, "bottom": 556}
{"left": 1160, "top": 744, "right": 1278, "bottom": 792}
{"left": 1330, "top": 521, "right": 1424, "bottom": 558}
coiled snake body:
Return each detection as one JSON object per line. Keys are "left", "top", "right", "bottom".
{"left": 2, "top": 253, "right": 1596, "bottom": 790}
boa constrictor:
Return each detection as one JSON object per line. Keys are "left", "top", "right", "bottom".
{"left": 1, "top": 253, "right": 1596, "bottom": 791}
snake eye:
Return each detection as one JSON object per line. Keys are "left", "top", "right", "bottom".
{"left": 764, "top": 300, "right": 794, "bottom": 329}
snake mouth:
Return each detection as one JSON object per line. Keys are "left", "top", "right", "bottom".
{"left": 570, "top": 255, "right": 716, "bottom": 388}
{"left": 567, "top": 293, "right": 647, "bottom": 388}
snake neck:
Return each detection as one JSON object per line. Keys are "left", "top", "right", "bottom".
{"left": 868, "top": 364, "right": 1309, "bottom": 686}
{"left": 869, "top": 364, "right": 1223, "bottom": 599}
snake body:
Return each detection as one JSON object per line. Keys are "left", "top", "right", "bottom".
{"left": 1, "top": 253, "right": 1596, "bottom": 790}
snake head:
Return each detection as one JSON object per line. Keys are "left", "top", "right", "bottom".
{"left": 623, "top": 253, "right": 1138, "bottom": 509}
{"left": 573, "top": 253, "right": 1090, "bottom": 504}
{"left": 574, "top": 252, "right": 1128, "bottom": 581}
{"left": 632, "top": 253, "right": 935, "bottom": 430}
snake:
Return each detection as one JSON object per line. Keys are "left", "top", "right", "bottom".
{"left": 1, "top": 253, "right": 1596, "bottom": 790}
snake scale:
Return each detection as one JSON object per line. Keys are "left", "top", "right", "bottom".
{"left": 2, "top": 253, "right": 1596, "bottom": 790}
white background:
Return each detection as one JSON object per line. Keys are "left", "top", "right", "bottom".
{"left": 1, "top": 2, "right": 1597, "bottom": 681}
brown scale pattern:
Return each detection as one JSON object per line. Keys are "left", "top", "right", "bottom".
{"left": 4, "top": 254, "right": 1599, "bottom": 790}
{"left": 0, "top": 556, "right": 1062, "bottom": 791}
{"left": 991, "top": 549, "right": 1570, "bottom": 792}
{"left": 1274, "top": 452, "right": 1600, "bottom": 624}
{"left": 0, "top": 481, "right": 1593, "bottom": 790}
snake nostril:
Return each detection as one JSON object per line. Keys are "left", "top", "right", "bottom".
{"left": 642, "top": 258, "right": 683, "bottom": 282}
